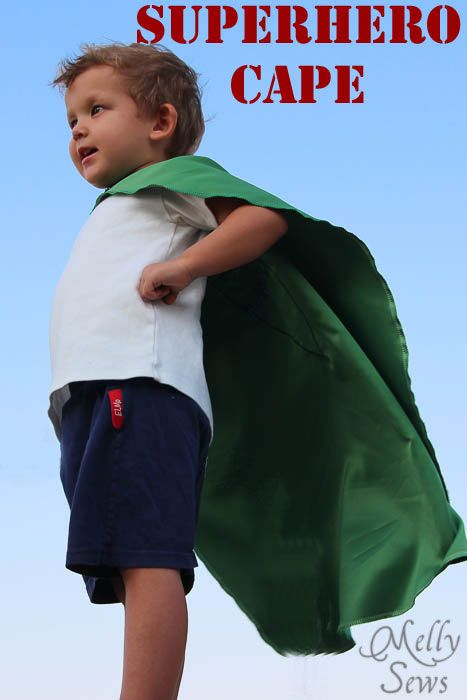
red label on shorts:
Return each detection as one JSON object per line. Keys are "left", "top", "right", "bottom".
{"left": 108, "top": 389, "right": 124, "bottom": 429}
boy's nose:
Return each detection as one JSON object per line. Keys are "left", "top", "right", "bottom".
{"left": 72, "top": 123, "right": 89, "bottom": 139}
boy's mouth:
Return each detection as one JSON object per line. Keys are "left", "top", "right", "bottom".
{"left": 82, "top": 150, "right": 97, "bottom": 166}
{"left": 78, "top": 146, "right": 98, "bottom": 163}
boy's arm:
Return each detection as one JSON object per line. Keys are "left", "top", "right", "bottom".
{"left": 179, "top": 196, "right": 289, "bottom": 279}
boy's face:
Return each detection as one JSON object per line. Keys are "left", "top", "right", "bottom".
{"left": 65, "top": 65, "right": 174, "bottom": 189}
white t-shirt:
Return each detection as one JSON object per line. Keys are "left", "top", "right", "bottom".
{"left": 48, "top": 187, "right": 218, "bottom": 445}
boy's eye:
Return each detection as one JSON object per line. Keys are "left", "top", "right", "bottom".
{"left": 69, "top": 104, "right": 103, "bottom": 129}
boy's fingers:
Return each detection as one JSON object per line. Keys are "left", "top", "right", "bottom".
{"left": 152, "top": 284, "right": 169, "bottom": 297}
{"left": 141, "top": 285, "right": 174, "bottom": 302}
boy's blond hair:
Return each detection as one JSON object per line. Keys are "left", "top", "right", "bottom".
{"left": 50, "top": 41, "right": 207, "bottom": 158}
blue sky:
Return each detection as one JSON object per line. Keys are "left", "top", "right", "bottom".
{"left": 0, "top": 2, "right": 466, "bottom": 698}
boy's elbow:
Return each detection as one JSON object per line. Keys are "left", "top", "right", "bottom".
{"left": 266, "top": 208, "right": 289, "bottom": 237}
{"left": 205, "top": 196, "right": 251, "bottom": 226}
{"left": 206, "top": 198, "right": 289, "bottom": 236}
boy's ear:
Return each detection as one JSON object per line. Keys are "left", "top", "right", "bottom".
{"left": 205, "top": 196, "right": 250, "bottom": 226}
{"left": 149, "top": 103, "right": 178, "bottom": 142}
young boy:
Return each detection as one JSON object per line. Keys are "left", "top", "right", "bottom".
{"left": 49, "top": 42, "right": 288, "bottom": 700}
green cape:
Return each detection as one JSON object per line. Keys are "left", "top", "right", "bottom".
{"left": 92, "top": 155, "right": 467, "bottom": 656}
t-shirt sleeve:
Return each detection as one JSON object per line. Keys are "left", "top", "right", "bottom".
{"left": 161, "top": 189, "right": 218, "bottom": 232}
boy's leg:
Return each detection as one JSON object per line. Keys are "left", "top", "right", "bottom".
{"left": 118, "top": 567, "right": 187, "bottom": 700}
{"left": 172, "top": 655, "right": 185, "bottom": 700}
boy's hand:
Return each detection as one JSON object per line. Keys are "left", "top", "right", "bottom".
{"left": 138, "top": 258, "right": 195, "bottom": 305}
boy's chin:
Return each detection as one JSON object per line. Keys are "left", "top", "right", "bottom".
{"left": 83, "top": 168, "right": 135, "bottom": 190}
{"left": 82, "top": 172, "right": 117, "bottom": 190}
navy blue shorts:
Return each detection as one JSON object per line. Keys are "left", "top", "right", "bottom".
{"left": 59, "top": 376, "right": 212, "bottom": 602}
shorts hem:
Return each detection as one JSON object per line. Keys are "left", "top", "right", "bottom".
{"left": 80, "top": 567, "right": 196, "bottom": 604}
{"left": 66, "top": 548, "right": 198, "bottom": 576}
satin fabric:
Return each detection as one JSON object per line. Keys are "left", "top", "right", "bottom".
{"left": 92, "top": 155, "right": 467, "bottom": 656}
